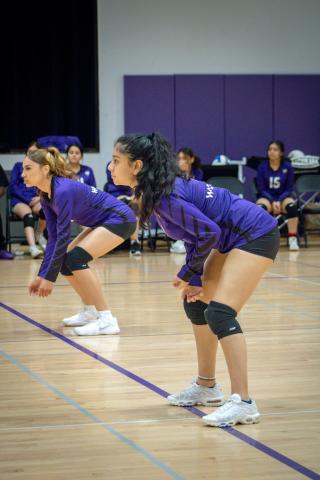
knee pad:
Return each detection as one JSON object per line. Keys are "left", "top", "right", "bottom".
{"left": 204, "top": 301, "right": 242, "bottom": 339}
{"left": 23, "top": 213, "right": 35, "bottom": 229}
{"left": 64, "top": 246, "right": 93, "bottom": 273}
{"left": 285, "top": 202, "right": 298, "bottom": 218}
{"left": 183, "top": 299, "right": 207, "bottom": 325}
{"left": 257, "top": 203, "right": 268, "bottom": 211}
{"left": 38, "top": 208, "right": 46, "bottom": 220}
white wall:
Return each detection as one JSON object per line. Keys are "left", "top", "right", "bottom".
{"left": 2, "top": 0, "right": 320, "bottom": 188}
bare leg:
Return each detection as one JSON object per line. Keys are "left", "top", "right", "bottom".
{"left": 208, "top": 249, "right": 273, "bottom": 400}
{"left": 13, "top": 203, "right": 36, "bottom": 246}
{"left": 193, "top": 250, "right": 227, "bottom": 387}
{"left": 282, "top": 197, "right": 298, "bottom": 235}
{"left": 63, "top": 227, "right": 123, "bottom": 310}
{"left": 193, "top": 324, "right": 218, "bottom": 387}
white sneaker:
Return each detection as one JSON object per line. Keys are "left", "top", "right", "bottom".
{"left": 73, "top": 313, "right": 120, "bottom": 336}
{"left": 167, "top": 381, "right": 224, "bottom": 406}
{"left": 202, "top": 393, "right": 260, "bottom": 427}
{"left": 36, "top": 232, "right": 47, "bottom": 251}
{"left": 170, "top": 240, "right": 186, "bottom": 254}
{"left": 29, "top": 245, "right": 43, "bottom": 259}
{"left": 62, "top": 306, "right": 99, "bottom": 327}
{"left": 289, "top": 236, "right": 299, "bottom": 251}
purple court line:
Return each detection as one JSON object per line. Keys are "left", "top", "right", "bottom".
{"left": 1, "top": 302, "right": 319, "bottom": 480}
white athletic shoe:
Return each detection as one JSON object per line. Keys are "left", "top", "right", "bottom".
{"left": 170, "top": 240, "right": 186, "bottom": 254}
{"left": 73, "top": 313, "right": 120, "bottom": 336}
{"left": 29, "top": 245, "right": 43, "bottom": 259}
{"left": 62, "top": 306, "right": 99, "bottom": 327}
{"left": 202, "top": 393, "right": 260, "bottom": 427}
{"left": 36, "top": 232, "right": 47, "bottom": 251}
{"left": 167, "top": 381, "right": 224, "bottom": 407}
{"left": 289, "top": 236, "right": 299, "bottom": 251}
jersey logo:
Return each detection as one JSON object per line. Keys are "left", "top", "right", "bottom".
{"left": 206, "top": 184, "right": 215, "bottom": 198}
{"left": 282, "top": 169, "right": 287, "bottom": 173}
{"left": 91, "top": 186, "right": 98, "bottom": 194}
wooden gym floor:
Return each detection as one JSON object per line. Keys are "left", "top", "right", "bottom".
{"left": 0, "top": 240, "right": 319, "bottom": 479}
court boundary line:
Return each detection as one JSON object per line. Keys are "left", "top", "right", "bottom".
{"left": 1, "top": 302, "right": 319, "bottom": 480}
{"left": 0, "top": 347, "right": 184, "bottom": 480}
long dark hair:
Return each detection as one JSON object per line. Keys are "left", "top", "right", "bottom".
{"left": 115, "top": 132, "right": 178, "bottom": 226}
{"left": 267, "top": 140, "right": 285, "bottom": 162}
{"left": 177, "top": 147, "right": 201, "bottom": 169}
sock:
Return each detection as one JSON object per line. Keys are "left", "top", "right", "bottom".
{"left": 288, "top": 232, "right": 297, "bottom": 237}
{"left": 242, "top": 398, "right": 252, "bottom": 404}
{"left": 98, "top": 310, "right": 112, "bottom": 316}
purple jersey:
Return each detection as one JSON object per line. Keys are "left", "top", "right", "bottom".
{"left": 256, "top": 159, "right": 294, "bottom": 201}
{"left": 39, "top": 177, "right": 136, "bottom": 282}
{"left": 154, "top": 177, "right": 277, "bottom": 285}
{"left": 73, "top": 164, "right": 96, "bottom": 187}
{"left": 191, "top": 167, "right": 203, "bottom": 181}
{"left": 10, "top": 162, "right": 37, "bottom": 207}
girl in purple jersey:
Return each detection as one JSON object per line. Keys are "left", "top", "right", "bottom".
{"left": 108, "top": 132, "right": 280, "bottom": 428}
{"left": 66, "top": 143, "right": 97, "bottom": 187}
{"left": 24, "top": 147, "right": 136, "bottom": 336}
{"left": 256, "top": 140, "right": 299, "bottom": 251}
{"left": 171, "top": 148, "right": 204, "bottom": 254}
{"left": 177, "top": 147, "right": 203, "bottom": 181}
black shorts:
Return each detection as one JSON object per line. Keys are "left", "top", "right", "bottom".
{"left": 102, "top": 221, "right": 137, "bottom": 240}
{"left": 237, "top": 226, "right": 280, "bottom": 260}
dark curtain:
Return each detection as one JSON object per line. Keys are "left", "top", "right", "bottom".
{"left": 0, "top": 0, "right": 99, "bottom": 152}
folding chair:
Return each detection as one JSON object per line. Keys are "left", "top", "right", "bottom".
{"left": 295, "top": 174, "right": 320, "bottom": 246}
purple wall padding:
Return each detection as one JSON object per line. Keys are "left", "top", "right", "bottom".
{"left": 225, "top": 75, "right": 273, "bottom": 159}
{"left": 174, "top": 75, "right": 224, "bottom": 163}
{"left": 124, "top": 76, "right": 175, "bottom": 147}
{"left": 274, "top": 75, "right": 320, "bottom": 154}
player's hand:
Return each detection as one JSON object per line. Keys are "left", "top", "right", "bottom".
{"left": 172, "top": 277, "right": 188, "bottom": 290}
{"left": 29, "top": 277, "right": 53, "bottom": 297}
{"left": 29, "top": 276, "right": 42, "bottom": 295}
{"left": 272, "top": 201, "right": 281, "bottom": 215}
{"left": 183, "top": 286, "right": 204, "bottom": 302}
{"left": 29, "top": 196, "right": 40, "bottom": 207}
{"left": 38, "top": 279, "right": 53, "bottom": 297}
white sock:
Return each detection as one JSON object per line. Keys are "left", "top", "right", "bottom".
{"left": 98, "top": 310, "right": 113, "bottom": 327}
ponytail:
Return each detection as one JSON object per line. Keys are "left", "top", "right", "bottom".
{"left": 115, "top": 132, "right": 178, "bottom": 227}
{"left": 28, "top": 147, "right": 73, "bottom": 179}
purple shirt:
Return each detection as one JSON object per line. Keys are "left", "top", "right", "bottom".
{"left": 73, "top": 164, "right": 96, "bottom": 187}
{"left": 256, "top": 159, "right": 294, "bottom": 202}
{"left": 154, "top": 177, "right": 277, "bottom": 285}
{"left": 10, "top": 162, "right": 37, "bottom": 207}
{"left": 39, "top": 177, "right": 136, "bottom": 282}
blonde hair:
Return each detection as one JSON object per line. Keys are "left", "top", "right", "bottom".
{"left": 28, "top": 147, "right": 74, "bottom": 178}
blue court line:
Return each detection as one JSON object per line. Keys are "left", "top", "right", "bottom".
{"left": 0, "top": 346, "right": 183, "bottom": 480}
{"left": 1, "top": 302, "right": 319, "bottom": 480}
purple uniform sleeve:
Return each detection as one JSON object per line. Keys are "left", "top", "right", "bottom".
{"left": 256, "top": 163, "right": 273, "bottom": 201}
{"left": 9, "top": 163, "right": 32, "bottom": 204}
{"left": 159, "top": 195, "right": 221, "bottom": 282}
{"left": 38, "top": 190, "right": 73, "bottom": 282}
{"left": 87, "top": 167, "right": 97, "bottom": 188}
{"left": 278, "top": 163, "right": 294, "bottom": 201}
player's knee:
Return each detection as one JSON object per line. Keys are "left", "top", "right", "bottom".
{"left": 64, "top": 246, "right": 93, "bottom": 273}
{"left": 257, "top": 203, "right": 268, "bottom": 211}
{"left": 23, "top": 213, "right": 35, "bottom": 229}
{"left": 204, "top": 301, "right": 242, "bottom": 339}
{"left": 285, "top": 202, "right": 298, "bottom": 218}
{"left": 183, "top": 299, "right": 207, "bottom": 325}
